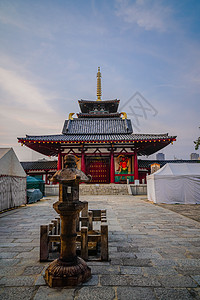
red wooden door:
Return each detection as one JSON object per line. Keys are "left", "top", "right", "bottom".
{"left": 86, "top": 158, "right": 110, "bottom": 183}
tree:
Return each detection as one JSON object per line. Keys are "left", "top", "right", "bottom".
{"left": 194, "top": 127, "right": 200, "bottom": 150}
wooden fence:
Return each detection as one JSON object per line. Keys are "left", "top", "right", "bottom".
{"left": 40, "top": 203, "right": 108, "bottom": 262}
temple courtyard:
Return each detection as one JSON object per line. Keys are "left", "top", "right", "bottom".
{"left": 0, "top": 195, "right": 200, "bottom": 300}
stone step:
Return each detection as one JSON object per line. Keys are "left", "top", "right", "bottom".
{"left": 79, "top": 184, "right": 129, "bottom": 195}
{"left": 45, "top": 184, "right": 129, "bottom": 196}
{"left": 45, "top": 184, "right": 147, "bottom": 196}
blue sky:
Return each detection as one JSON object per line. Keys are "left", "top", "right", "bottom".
{"left": 0, "top": 0, "right": 199, "bottom": 161}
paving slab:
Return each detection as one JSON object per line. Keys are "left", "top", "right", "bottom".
{"left": 193, "top": 276, "right": 200, "bottom": 286}
{"left": 157, "top": 275, "right": 198, "bottom": 288}
{"left": 0, "top": 287, "right": 36, "bottom": 300}
{"left": 23, "top": 265, "right": 45, "bottom": 275}
{"left": 0, "top": 275, "right": 37, "bottom": 286}
{"left": 74, "top": 286, "right": 115, "bottom": 300}
{"left": 34, "top": 286, "right": 75, "bottom": 300}
{"left": 154, "top": 287, "right": 195, "bottom": 300}
{"left": 0, "top": 195, "right": 200, "bottom": 299}
{"left": 120, "top": 266, "right": 143, "bottom": 275}
{"left": 117, "top": 287, "right": 156, "bottom": 300}
{"left": 90, "top": 265, "right": 120, "bottom": 275}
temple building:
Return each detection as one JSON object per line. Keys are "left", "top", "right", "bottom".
{"left": 18, "top": 68, "right": 176, "bottom": 184}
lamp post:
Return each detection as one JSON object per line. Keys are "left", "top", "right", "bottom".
{"left": 45, "top": 154, "right": 91, "bottom": 287}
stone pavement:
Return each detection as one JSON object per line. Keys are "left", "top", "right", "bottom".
{"left": 0, "top": 195, "right": 200, "bottom": 300}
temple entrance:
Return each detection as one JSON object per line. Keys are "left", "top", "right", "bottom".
{"left": 86, "top": 158, "right": 110, "bottom": 183}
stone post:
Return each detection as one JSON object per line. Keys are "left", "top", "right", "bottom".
{"left": 44, "top": 155, "right": 91, "bottom": 287}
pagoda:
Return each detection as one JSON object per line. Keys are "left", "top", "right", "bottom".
{"left": 18, "top": 68, "right": 176, "bottom": 184}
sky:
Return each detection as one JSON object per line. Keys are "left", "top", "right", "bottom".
{"left": 0, "top": 0, "right": 200, "bottom": 161}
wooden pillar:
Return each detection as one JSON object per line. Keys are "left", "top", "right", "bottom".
{"left": 134, "top": 151, "right": 139, "bottom": 180}
{"left": 81, "top": 227, "right": 88, "bottom": 261}
{"left": 110, "top": 150, "right": 115, "bottom": 183}
{"left": 57, "top": 151, "right": 62, "bottom": 170}
{"left": 81, "top": 201, "right": 88, "bottom": 227}
{"left": 81, "top": 150, "right": 86, "bottom": 173}
{"left": 40, "top": 225, "right": 49, "bottom": 261}
{"left": 45, "top": 172, "right": 48, "bottom": 184}
{"left": 88, "top": 211, "right": 93, "bottom": 231}
{"left": 101, "top": 224, "right": 108, "bottom": 261}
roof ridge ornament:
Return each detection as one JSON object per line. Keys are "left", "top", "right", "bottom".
{"left": 120, "top": 112, "right": 127, "bottom": 119}
{"left": 68, "top": 113, "right": 74, "bottom": 120}
{"left": 97, "top": 67, "right": 102, "bottom": 101}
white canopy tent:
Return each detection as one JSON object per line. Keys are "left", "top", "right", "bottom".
{"left": 147, "top": 163, "right": 200, "bottom": 204}
{"left": 0, "top": 148, "right": 26, "bottom": 211}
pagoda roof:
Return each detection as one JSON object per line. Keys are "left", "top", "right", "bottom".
{"left": 18, "top": 133, "right": 176, "bottom": 157}
{"left": 62, "top": 118, "right": 133, "bottom": 135}
{"left": 77, "top": 113, "right": 121, "bottom": 118}
{"left": 78, "top": 99, "right": 120, "bottom": 114}
{"left": 20, "top": 133, "right": 174, "bottom": 142}
{"left": 78, "top": 99, "right": 119, "bottom": 104}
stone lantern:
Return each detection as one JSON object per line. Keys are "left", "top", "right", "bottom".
{"left": 45, "top": 154, "right": 91, "bottom": 287}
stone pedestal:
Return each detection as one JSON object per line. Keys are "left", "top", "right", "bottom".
{"left": 45, "top": 256, "right": 91, "bottom": 287}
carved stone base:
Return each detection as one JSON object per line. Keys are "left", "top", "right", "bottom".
{"left": 44, "top": 257, "right": 91, "bottom": 287}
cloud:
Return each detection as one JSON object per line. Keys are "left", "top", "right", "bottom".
{"left": 0, "top": 67, "right": 53, "bottom": 113}
{"left": 182, "top": 46, "right": 200, "bottom": 89}
{"left": 0, "top": 63, "right": 64, "bottom": 140}
{"left": 0, "top": 2, "right": 25, "bottom": 29}
{"left": 115, "top": 0, "right": 172, "bottom": 32}
{"left": 0, "top": 61, "right": 66, "bottom": 161}
{"left": 0, "top": 1, "right": 56, "bottom": 41}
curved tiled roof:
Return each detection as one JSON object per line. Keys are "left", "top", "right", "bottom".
{"left": 21, "top": 160, "right": 57, "bottom": 171}
{"left": 78, "top": 99, "right": 120, "bottom": 114}
{"left": 62, "top": 118, "right": 133, "bottom": 135}
{"left": 18, "top": 132, "right": 175, "bottom": 156}
{"left": 138, "top": 159, "right": 199, "bottom": 169}
{"left": 22, "top": 132, "right": 172, "bottom": 142}
{"left": 78, "top": 99, "right": 119, "bottom": 104}
{"left": 77, "top": 113, "right": 121, "bottom": 118}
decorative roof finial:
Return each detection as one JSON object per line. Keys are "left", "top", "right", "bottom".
{"left": 96, "top": 67, "right": 102, "bottom": 101}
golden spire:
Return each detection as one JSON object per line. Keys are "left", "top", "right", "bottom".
{"left": 96, "top": 67, "right": 102, "bottom": 101}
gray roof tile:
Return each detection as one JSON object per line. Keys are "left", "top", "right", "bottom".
{"left": 20, "top": 132, "right": 173, "bottom": 142}
{"left": 21, "top": 160, "right": 57, "bottom": 171}
{"left": 138, "top": 159, "right": 199, "bottom": 169}
{"left": 62, "top": 118, "right": 133, "bottom": 135}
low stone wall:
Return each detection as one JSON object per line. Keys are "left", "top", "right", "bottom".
{"left": 80, "top": 184, "right": 129, "bottom": 195}
{"left": 45, "top": 185, "right": 59, "bottom": 196}
{"left": 45, "top": 183, "right": 147, "bottom": 196}
{"left": 129, "top": 184, "right": 147, "bottom": 195}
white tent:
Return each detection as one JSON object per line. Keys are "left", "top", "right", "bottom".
{"left": 147, "top": 163, "right": 200, "bottom": 204}
{"left": 0, "top": 148, "right": 26, "bottom": 211}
